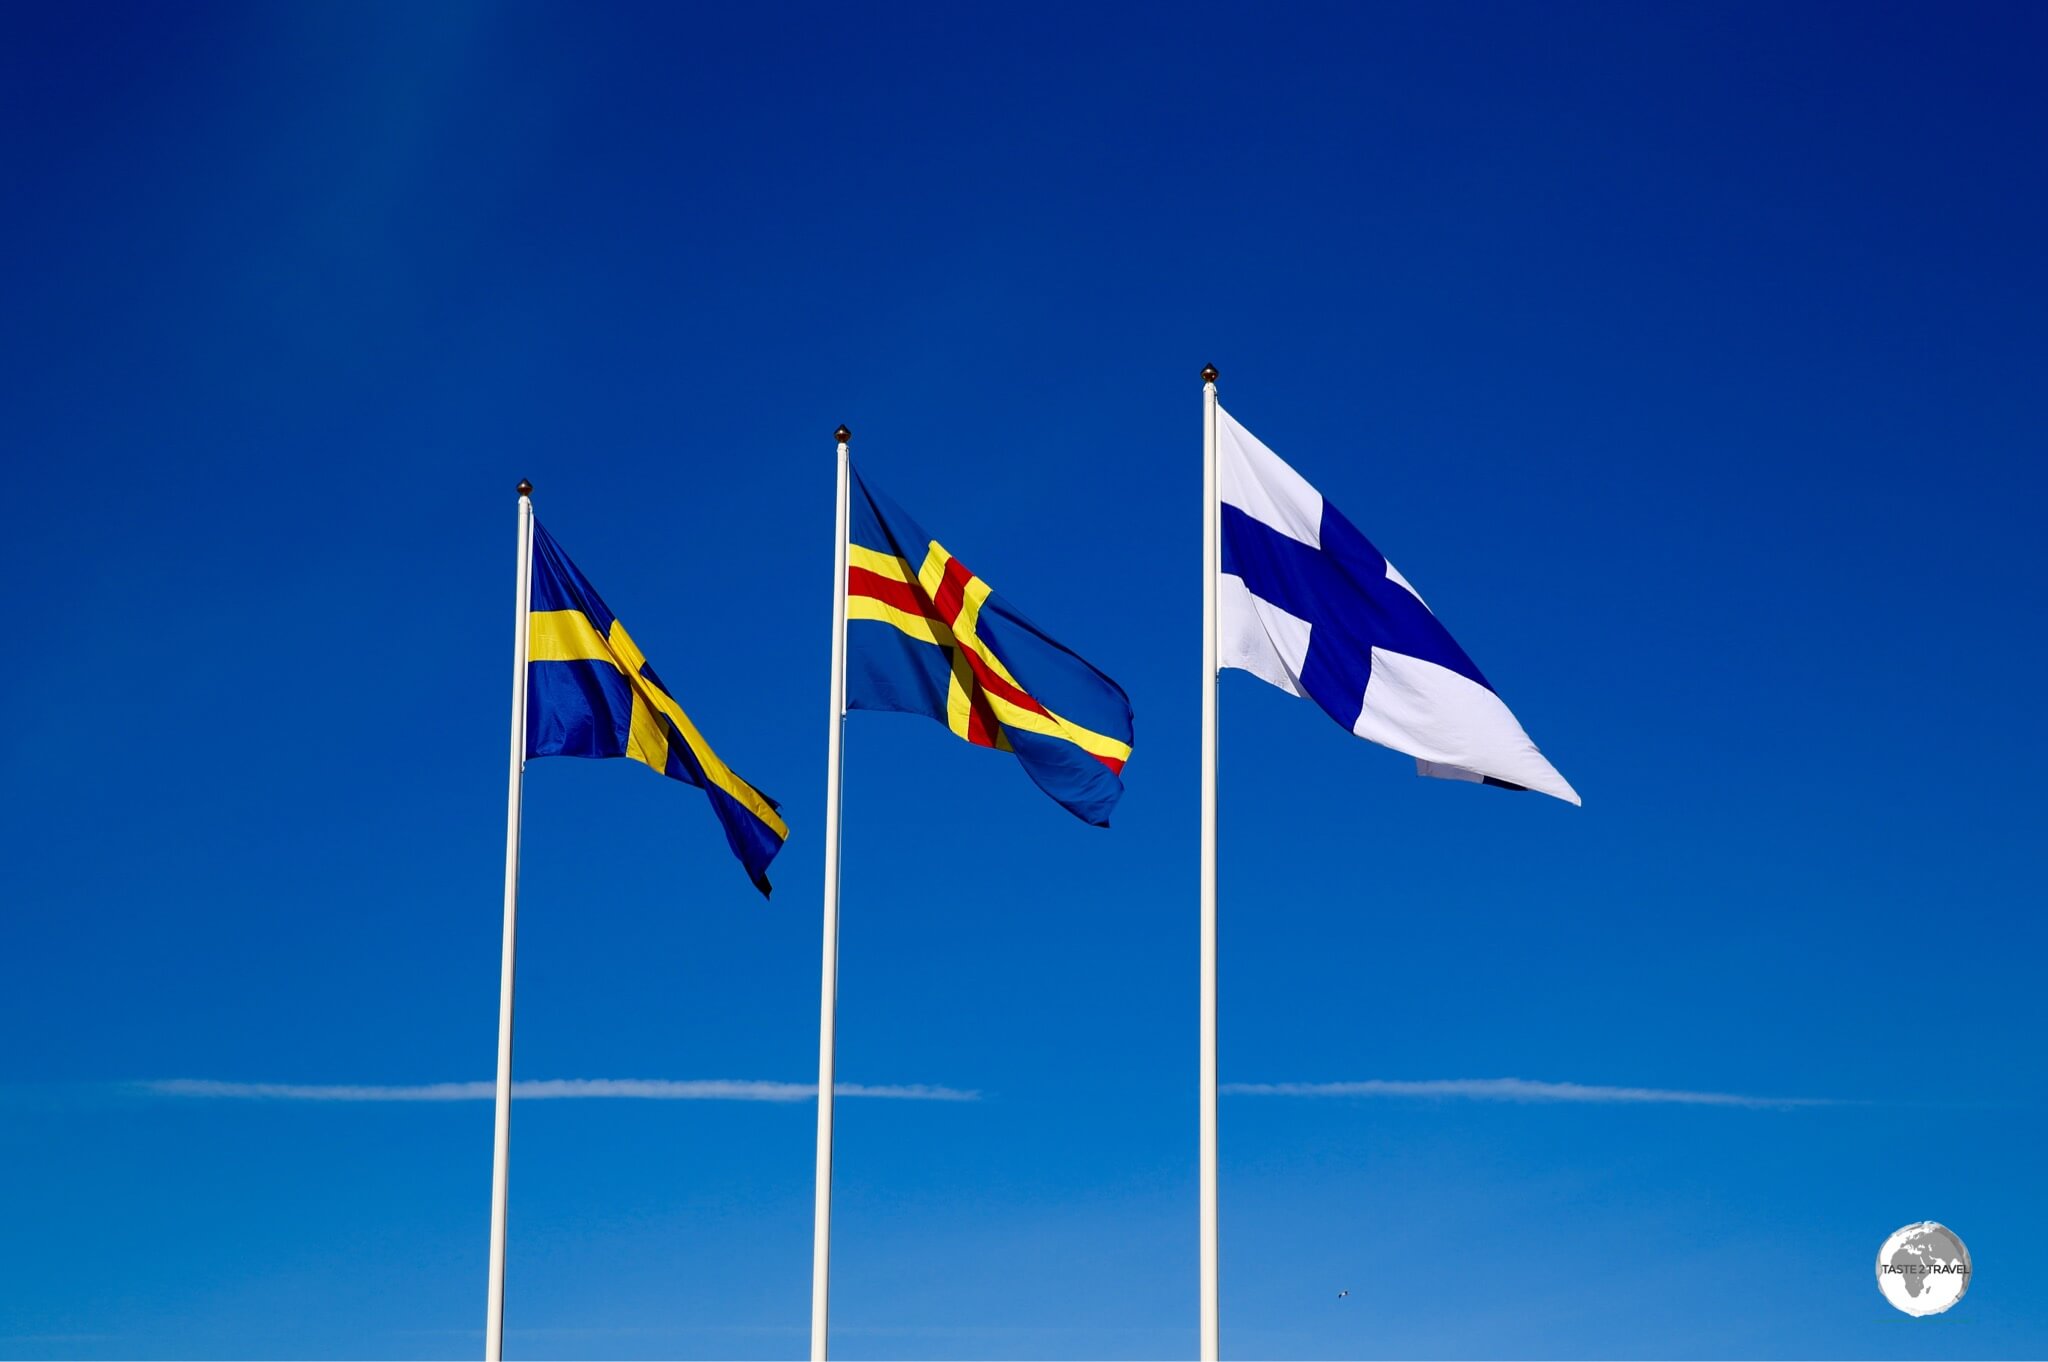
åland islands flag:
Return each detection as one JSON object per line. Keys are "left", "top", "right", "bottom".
{"left": 1216, "top": 406, "right": 1579, "bottom": 804}
{"left": 526, "top": 521, "right": 790, "bottom": 893}
{"left": 844, "top": 465, "right": 1134, "bottom": 825}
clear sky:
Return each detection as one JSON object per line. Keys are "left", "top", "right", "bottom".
{"left": 2, "top": 3, "right": 2043, "bottom": 1359}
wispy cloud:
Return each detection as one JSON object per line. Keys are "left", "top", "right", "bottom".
{"left": 1223, "top": 1078, "right": 1833, "bottom": 1108}
{"left": 137, "top": 1078, "right": 978, "bottom": 1102}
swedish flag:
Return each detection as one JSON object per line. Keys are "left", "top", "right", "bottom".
{"left": 526, "top": 521, "right": 788, "bottom": 895}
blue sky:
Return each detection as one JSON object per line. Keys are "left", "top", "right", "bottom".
{"left": 2, "top": 2, "right": 2044, "bottom": 1358}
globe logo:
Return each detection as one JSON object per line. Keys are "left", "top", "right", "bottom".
{"left": 1876, "top": 1222, "right": 1971, "bottom": 1316}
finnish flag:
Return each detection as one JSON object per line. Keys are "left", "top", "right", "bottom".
{"left": 1217, "top": 406, "right": 1580, "bottom": 805}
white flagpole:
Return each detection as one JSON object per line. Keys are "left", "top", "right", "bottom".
{"left": 485, "top": 479, "right": 535, "bottom": 1362}
{"left": 1199, "top": 365, "right": 1221, "bottom": 1361}
{"left": 810, "top": 425, "right": 853, "bottom": 1362}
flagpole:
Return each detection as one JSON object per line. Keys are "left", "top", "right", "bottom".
{"left": 811, "top": 425, "right": 853, "bottom": 1362}
{"left": 1199, "top": 366, "right": 1221, "bottom": 1361}
{"left": 485, "top": 480, "right": 534, "bottom": 1362}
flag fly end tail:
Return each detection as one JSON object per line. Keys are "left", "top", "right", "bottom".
{"left": 1416, "top": 758, "right": 1581, "bottom": 806}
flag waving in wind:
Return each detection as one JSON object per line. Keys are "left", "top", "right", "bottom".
{"left": 843, "top": 464, "right": 1135, "bottom": 825}
{"left": 1216, "top": 406, "right": 1579, "bottom": 804}
{"left": 526, "top": 520, "right": 790, "bottom": 892}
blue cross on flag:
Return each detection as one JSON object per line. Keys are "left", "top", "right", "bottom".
{"left": 1217, "top": 405, "right": 1580, "bottom": 805}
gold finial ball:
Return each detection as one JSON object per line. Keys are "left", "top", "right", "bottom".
{"left": 835, "top": 425, "right": 852, "bottom": 443}
{"left": 517, "top": 479, "right": 533, "bottom": 497}
{"left": 1201, "top": 364, "right": 1219, "bottom": 383}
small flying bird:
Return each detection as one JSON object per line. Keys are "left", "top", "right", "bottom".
{"left": 1337, "top": 1290, "right": 1350, "bottom": 1299}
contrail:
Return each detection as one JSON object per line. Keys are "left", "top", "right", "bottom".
{"left": 1222, "top": 1078, "right": 1833, "bottom": 1108}
{"left": 137, "top": 1078, "right": 978, "bottom": 1102}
